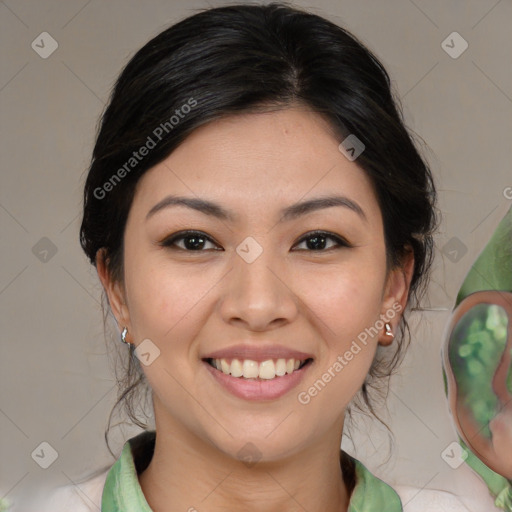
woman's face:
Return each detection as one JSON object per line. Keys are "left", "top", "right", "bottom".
{"left": 100, "top": 107, "right": 411, "bottom": 462}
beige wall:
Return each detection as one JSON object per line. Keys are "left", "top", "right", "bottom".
{"left": 1, "top": 0, "right": 511, "bottom": 508}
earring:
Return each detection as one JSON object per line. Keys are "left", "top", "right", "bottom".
{"left": 384, "top": 322, "right": 394, "bottom": 338}
{"left": 120, "top": 327, "right": 130, "bottom": 345}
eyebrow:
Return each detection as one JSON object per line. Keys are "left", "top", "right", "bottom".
{"left": 146, "top": 194, "right": 367, "bottom": 223}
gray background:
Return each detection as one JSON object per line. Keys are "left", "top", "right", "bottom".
{"left": 1, "top": 0, "right": 511, "bottom": 509}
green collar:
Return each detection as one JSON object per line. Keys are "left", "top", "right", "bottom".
{"left": 102, "top": 430, "right": 402, "bottom": 511}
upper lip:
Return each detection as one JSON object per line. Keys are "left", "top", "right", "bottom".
{"left": 202, "top": 344, "right": 314, "bottom": 362}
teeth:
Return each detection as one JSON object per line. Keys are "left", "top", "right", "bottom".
{"left": 211, "top": 357, "right": 307, "bottom": 379}
{"left": 220, "top": 359, "right": 230, "bottom": 374}
{"left": 230, "top": 359, "right": 243, "bottom": 377}
{"left": 242, "top": 359, "right": 259, "bottom": 379}
{"left": 258, "top": 360, "right": 275, "bottom": 379}
{"left": 275, "top": 358, "right": 286, "bottom": 376}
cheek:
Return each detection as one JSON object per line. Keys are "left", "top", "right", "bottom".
{"left": 293, "top": 256, "right": 387, "bottom": 345}
{"left": 122, "top": 259, "right": 211, "bottom": 408}
{"left": 293, "top": 256, "right": 386, "bottom": 406}
{"left": 123, "top": 254, "right": 211, "bottom": 344}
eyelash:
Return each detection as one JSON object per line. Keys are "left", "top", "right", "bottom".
{"left": 159, "top": 230, "right": 352, "bottom": 252}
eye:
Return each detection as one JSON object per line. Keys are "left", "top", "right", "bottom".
{"left": 159, "top": 230, "right": 222, "bottom": 251}
{"left": 159, "top": 229, "right": 351, "bottom": 252}
{"left": 293, "top": 231, "right": 351, "bottom": 251}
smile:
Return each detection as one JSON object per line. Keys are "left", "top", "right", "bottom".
{"left": 202, "top": 355, "right": 314, "bottom": 401}
{"left": 205, "top": 357, "right": 312, "bottom": 380}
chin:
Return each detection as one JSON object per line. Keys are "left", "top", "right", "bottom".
{"left": 204, "top": 426, "right": 308, "bottom": 465}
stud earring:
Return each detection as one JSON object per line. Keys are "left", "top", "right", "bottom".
{"left": 384, "top": 322, "right": 394, "bottom": 338}
{"left": 120, "top": 327, "right": 130, "bottom": 344}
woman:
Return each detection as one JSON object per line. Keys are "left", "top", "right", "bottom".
{"left": 25, "top": 3, "right": 473, "bottom": 511}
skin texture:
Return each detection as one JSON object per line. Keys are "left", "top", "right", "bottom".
{"left": 97, "top": 107, "right": 414, "bottom": 511}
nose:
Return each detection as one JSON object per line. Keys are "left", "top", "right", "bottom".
{"left": 218, "top": 241, "right": 299, "bottom": 332}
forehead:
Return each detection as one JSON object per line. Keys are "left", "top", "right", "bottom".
{"left": 130, "top": 108, "right": 381, "bottom": 224}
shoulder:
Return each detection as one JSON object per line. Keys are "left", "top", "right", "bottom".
{"left": 393, "top": 484, "right": 473, "bottom": 512}
{"left": 18, "top": 469, "right": 109, "bottom": 512}
{"left": 49, "top": 469, "right": 108, "bottom": 511}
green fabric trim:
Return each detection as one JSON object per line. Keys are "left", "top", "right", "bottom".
{"left": 348, "top": 456, "right": 403, "bottom": 511}
{"left": 102, "top": 434, "right": 152, "bottom": 511}
{"left": 461, "top": 439, "right": 511, "bottom": 511}
{"left": 456, "top": 206, "right": 512, "bottom": 305}
{"left": 102, "top": 430, "right": 403, "bottom": 511}
{"left": 496, "top": 487, "right": 512, "bottom": 512}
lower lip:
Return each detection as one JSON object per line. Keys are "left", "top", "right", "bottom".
{"left": 203, "top": 360, "right": 311, "bottom": 401}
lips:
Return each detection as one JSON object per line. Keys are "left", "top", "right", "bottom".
{"left": 202, "top": 344, "right": 314, "bottom": 363}
{"left": 201, "top": 344, "right": 314, "bottom": 400}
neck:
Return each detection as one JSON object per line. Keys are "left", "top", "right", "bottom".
{"left": 138, "top": 421, "right": 350, "bottom": 511}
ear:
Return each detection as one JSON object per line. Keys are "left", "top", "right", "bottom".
{"left": 96, "top": 249, "right": 132, "bottom": 342}
{"left": 378, "top": 248, "right": 415, "bottom": 346}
